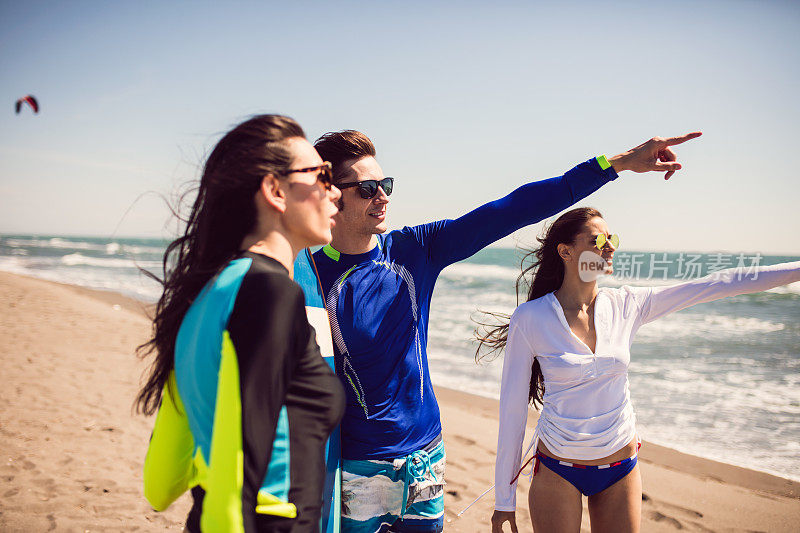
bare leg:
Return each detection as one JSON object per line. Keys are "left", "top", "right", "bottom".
{"left": 586, "top": 463, "right": 642, "bottom": 533}
{"left": 528, "top": 461, "right": 583, "bottom": 533}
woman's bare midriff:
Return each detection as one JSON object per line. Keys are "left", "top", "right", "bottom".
{"left": 537, "top": 436, "right": 639, "bottom": 465}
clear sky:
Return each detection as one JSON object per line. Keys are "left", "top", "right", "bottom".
{"left": 1, "top": 1, "right": 798, "bottom": 254}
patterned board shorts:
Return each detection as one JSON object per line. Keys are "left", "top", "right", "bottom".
{"left": 341, "top": 439, "right": 445, "bottom": 532}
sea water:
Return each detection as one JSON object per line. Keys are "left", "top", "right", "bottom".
{"left": 1, "top": 235, "right": 798, "bottom": 481}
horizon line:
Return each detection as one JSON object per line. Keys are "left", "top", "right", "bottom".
{"left": 1, "top": 232, "right": 799, "bottom": 258}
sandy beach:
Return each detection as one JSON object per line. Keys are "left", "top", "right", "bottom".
{"left": 1, "top": 270, "right": 798, "bottom": 532}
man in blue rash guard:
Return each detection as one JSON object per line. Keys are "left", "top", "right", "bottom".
{"left": 311, "top": 130, "right": 701, "bottom": 532}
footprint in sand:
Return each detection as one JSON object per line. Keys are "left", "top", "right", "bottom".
{"left": 643, "top": 491, "right": 709, "bottom": 531}
{"left": 31, "top": 477, "right": 59, "bottom": 500}
{"left": 462, "top": 456, "right": 494, "bottom": 468}
{"left": 647, "top": 511, "right": 683, "bottom": 529}
{"left": 4, "top": 488, "right": 19, "bottom": 497}
{"left": 451, "top": 435, "right": 477, "bottom": 446}
{"left": 446, "top": 479, "right": 468, "bottom": 491}
{"left": 451, "top": 435, "right": 498, "bottom": 459}
{"left": 79, "top": 478, "right": 118, "bottom": 494}
{"left": 643, "top": 492, "right": 703, "bottom": 518}
{"left": 149, "top": 511, "right": 182, "bottom": 526}
{"left": 684, "top": 520, "right": 716, "bottom": 532}
{"left": 657, "top": 499, "right": 703, "bottom": 519}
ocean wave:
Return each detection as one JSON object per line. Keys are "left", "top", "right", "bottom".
{"left": 631, "top": 375, "right": 800, "bottom": 422}
{"left": 0, "top": 256, "right": 162, "bottom": 301}
{"left": 428, "top": 348, "right": 502, "bottom": 399}
{"left": 440, "top": 262, "right": 519, "bottom": 282}
{"left": 634, "top": 312, "right": 786, "bottom": 341}
{"left": 631, "top": 366, "right": 800, "bottom": 481}
{"left": 120, "top": 244, "right": 166, "bottom": 255}
{"left": 0, "top": 256, "right": 31, "bottom": 276}
{"left": 433, "top": 292, "right": 518, "bottom": 314}
{"left": 60, "top": 253, "right": 161, "bottom": 269}
{"left": 768, "top": 281, "right": 800, "bottom": 295}
{"left": 2, "top": 237, "right": 166, "bottom": 257}
{"left": 4, "top": 237, "right": 108, "bottom": 252}
{"left": 637, "top": 430, "right": 800, "bottom": 483}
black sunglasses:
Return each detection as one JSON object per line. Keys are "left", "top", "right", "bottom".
{"left": 280, "top": 162, "right": 334, "bottom": 190}
{"left": 337, "top": 177, "right": 394, "bottom": 199}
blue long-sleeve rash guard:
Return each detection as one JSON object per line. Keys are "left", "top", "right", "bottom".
{"left": 313, "top": 157, "right": 618, "bottom": 460}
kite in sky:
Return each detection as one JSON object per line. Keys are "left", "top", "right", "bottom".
{"left": 15, "top": 95, "right": 39, "bottom": 114}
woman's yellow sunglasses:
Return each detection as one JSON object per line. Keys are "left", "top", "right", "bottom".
{"left": 594, "top": 233, "right": 620, "bottom": 250}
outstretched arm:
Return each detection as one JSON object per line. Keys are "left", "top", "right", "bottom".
{"left": 420, "top": 132, "right": 702, "bottom": 269}
{"left": 635, "top": 261, "right": 800, "bottom": 327}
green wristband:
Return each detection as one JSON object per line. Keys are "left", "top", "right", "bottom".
{"left": 595, "top": 155, "right": 612, "bottom": 171}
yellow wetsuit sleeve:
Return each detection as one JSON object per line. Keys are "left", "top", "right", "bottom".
{"left": 200, "top": 331, "right": 246, "bottom": 532}
{"left": 143, "top": 372, "right": 196, "bottom": 511}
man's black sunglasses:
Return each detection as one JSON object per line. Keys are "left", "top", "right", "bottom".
{"left": 337, "top": 177, "right": 394, "bottom": 199}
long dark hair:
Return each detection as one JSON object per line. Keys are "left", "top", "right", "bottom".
{"left": 475, "top": 207, "right": 603, "bottom": 409}
{"left": 135, "top": 114, "right": 305, "bottom": 416}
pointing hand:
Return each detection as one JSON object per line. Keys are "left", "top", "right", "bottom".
{"left": 609, "top": 132, "right": 702, "bottom": 180}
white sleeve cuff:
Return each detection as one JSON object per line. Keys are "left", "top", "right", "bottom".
{"left": 494, "top": 504, "right": 517, "bottom": 512}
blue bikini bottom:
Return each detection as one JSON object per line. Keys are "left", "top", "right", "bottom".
{"left": 534, "top": 451, "right": 638, "bottom": 497}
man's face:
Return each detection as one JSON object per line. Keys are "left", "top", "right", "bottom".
{"left": 332, "top": 156, "right": 390, "bottom": 238}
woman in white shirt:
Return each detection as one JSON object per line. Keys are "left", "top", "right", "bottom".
{"left": 480, "top": 207, "right": 800, "bottom": 532}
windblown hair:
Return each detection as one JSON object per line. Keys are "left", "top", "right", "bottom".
{"left": 475, "top": 207, "right": 603, "bottom": 409}
{"left": 135, "top": 114, "right": 305, "bottom": 416}
{"left": 314, "top": 130, "right": 376, "bottom": 183}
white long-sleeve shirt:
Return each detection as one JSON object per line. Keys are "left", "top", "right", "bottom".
{"left": 494, "top": 261, "right": 800, "bottom": 511}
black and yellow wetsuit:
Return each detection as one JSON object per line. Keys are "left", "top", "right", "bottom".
{"left": 143, "top": 251, "right": 345, "bottom": 532}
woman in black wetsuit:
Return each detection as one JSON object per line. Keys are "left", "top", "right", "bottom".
{"left": 135, "top": 115, "right": 345, "bottom": 532}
